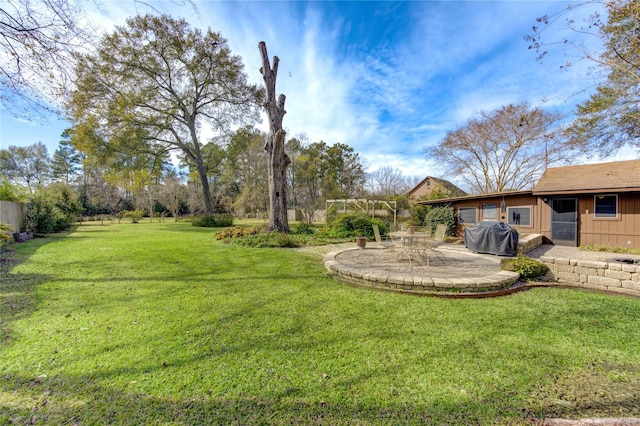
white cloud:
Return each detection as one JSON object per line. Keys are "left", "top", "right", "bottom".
{"left": 364, "top": 152, "right": 448, "bottom": 182}
{"left": 5, "top": 0, "right": 632, "bottom": 182}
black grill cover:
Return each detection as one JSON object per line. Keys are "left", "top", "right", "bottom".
{"left": 464, "top": 221, "right": 519, "bottom": 256}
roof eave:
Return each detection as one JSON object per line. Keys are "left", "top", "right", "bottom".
{"left": 533, "top": 187, "right": 640, "bottom": 196}
{"left": 416, "top": 190, "right": 532, "bottom": 205}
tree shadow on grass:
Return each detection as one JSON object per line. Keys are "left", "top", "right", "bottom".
{"left": 0, "top": 251, "right": 52, "bottom": 346}
{"left": 0, "top": 369, "right": 531, "bottom": 425}
{"left": 4, "top": 324, "right": 636, "bottom": 424}
{"left": 0, "top": 267, "right": 49, "bottom": 345}
{"left": 158, "top": 223, "right": 221, "bottom": 234}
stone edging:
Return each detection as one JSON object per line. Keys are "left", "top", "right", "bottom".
{"left": 323, "top": 248, "right": 520, "bottom": 296}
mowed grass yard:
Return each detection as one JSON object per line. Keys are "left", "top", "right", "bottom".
{"left": 1, "top": 221, "right": 639, "bottom": 424}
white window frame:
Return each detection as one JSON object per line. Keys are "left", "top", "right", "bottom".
{"left": 594, "top": 194, "right": 618, "bottom": 219}
{"left": 482, "top": 203, "right": 498, "bottom": 221}
{"left": 458, "top": 207, "right": 477, "bottom": 225}
{"left": 507, "top": 206, "right": 532, "bottom": 227}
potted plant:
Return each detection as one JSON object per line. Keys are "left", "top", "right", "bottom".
{"left": 355, "top": 229, "right": 367, "bottom": 249}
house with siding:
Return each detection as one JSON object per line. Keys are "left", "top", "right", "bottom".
{"left": 408, "top": 176, "right": 467, "bottom": 201}
{"left": 416, "top": 159, "right": 640, "bottom": 249}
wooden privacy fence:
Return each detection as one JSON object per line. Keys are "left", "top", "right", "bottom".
{"left": 0, "top": 200, "right": 26, "bottom": 233}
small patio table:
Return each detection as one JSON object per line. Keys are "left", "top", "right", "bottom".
{"left": 389, "top": 231, "right": 439, "bottom": 267}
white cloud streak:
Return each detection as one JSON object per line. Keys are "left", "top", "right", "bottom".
{"left": 3, "top": 0, "right": 634, "bottom": 182}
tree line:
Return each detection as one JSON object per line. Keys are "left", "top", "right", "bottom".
{"left": 1, "top": 1, "right": 638, "bottom": 228}
{"left": 0, "top": 129, "right": 417, "bottom": 224}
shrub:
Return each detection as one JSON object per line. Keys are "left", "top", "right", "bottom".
{"left": 325, "top": 204, "right": 340, "bottom": 225}
{"left": 26, "top": 184, "right": 82, "bottom": 235}
{"left": 192, "top": 214, "right": 216, "bottom": 227}
{"left": 215, "top": 214, "right": 234, "bottom": 227}
{"left": 124, "top": 209, "right": 145, "bottom": 223}
{"left": 293, "top": 222, "right": 315, "bottom": 235}
{"left": 214, "top": 225, "right": 299, "bottom": 248}
{"left": 215, "top": 226, "right": 264, "bottom": 240}
{"left": 192, "top": 214, "right": 234, "bottom": 228}
{"left": 425, "top": 204, "right": 456, "bottom": 235}
{"left": 504, "top": 255, "right": 549, "bottom": 279}
{"left": 231, "top": 232, "right": 300, "bottom": 248}
{"left": 409, "top": 203, "right": 430, "bottom": 226}
{"left": 322, "top": 213, "right": 388, "bottom": 239}
{"left": 0, "top": 223, "right": 14, "bottom": 250}
{"left": 26, "top": 197, "right": 56, "bottom": 234}
{"left": 0, "top": 181, "right": 26, "bottom": 202}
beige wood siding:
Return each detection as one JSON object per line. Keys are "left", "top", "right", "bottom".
{"left": 0, "top": 201, "right": 26, "bottom": 233}
{"left": 579, "top": 193, "right": 640, "bottom": 248}
{"left": 444, "top": 190, "right": 640, "bottom": 248}
{"left": 452, "top": 194, "right": 539, "bottom": 237}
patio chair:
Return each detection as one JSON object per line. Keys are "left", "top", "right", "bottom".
{"left": 422, "top": 224, "right": 448, "bottom": 264}
{"left": 372, "top": 224, "right": 396, "bottom": 250}
{"left": 433, "top": 224, "right": 447, "bottom": 242}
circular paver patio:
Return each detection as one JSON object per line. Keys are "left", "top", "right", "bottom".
{"left": 323, "top": 244, "right": 520, "bottom": 296}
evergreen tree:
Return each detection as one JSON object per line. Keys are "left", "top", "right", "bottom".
{"left": 51, "top": 130, "right": 82, "bottom": 185}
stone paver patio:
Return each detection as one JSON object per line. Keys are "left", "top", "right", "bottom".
{"left": 322, "top": 243, "right": 520, "bottom": 295}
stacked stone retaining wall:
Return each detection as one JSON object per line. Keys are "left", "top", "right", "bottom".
{"left": 517, "top": 234, "right": 543, "bottom": 255}
{"left": 539, "top": 256, "right": 640, "bottom": 298}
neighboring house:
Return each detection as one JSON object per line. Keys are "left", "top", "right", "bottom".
{"left": 408, "top": 176, "right": 467, "bottom": 201}
{"left": 416, "top": 159, "right": 640, "bottom": 249}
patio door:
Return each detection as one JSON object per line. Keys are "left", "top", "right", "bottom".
{"left": 551, "top": 198, "right": 578, "bottom": 246}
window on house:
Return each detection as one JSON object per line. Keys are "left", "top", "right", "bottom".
{"left": 482, "top": 203, "right": 498, "bottom": 220}
{"left": 458, "top": 207, "right": 477, "bottom": 225}
{"left": 507, "top": 206, "right": 532, "bottom": 226}
{"left": 594, "top": 194, "right": 617, "bottom": 218}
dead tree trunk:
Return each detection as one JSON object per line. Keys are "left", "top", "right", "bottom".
{"left": 259, "top": 41, "right": 290, "bottom": 233}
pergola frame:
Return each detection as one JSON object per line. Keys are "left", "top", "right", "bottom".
{"left": 325, "top": 198, "right": 397, "bottom": 229}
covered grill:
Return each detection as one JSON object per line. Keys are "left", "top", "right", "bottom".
{"left": 464, "top": 221, "right": 519, "bottom": 256}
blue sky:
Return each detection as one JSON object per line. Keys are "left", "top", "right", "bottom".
{"left": 1, "top": 0, "right": 630, "bottom": 179}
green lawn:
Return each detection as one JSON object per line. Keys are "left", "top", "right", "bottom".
{"left": 1, "top": 221, "right": 639, "bottom": 424}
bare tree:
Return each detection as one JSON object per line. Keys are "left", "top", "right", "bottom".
{"left": 159, "top": 177, "right": 187, "bottom": 221}
{"left": 136, "top": 185, "right": 160, "bottom": 222}
{"left": 0, "top": 0, "right": 93, "bottom": 115}
{"left": 259, "top": 41, "right": 290, "bottom": 232}
{"left": 526, "top": 0, "right": 640, "bottom": 154}
{"left": 82, "top": 167, "right": 125, "bottom": 218}
{"left": 186, "top": 180, "right": 205, "bottom": 216}
{"left": 366, "top": 166, "right": 413, "bottom": 197}
{"left": 285, "top": 134, "right": 307, "bottom": 210}
{"left": 428, "top": 102, "right": 572, "bottom": 194}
